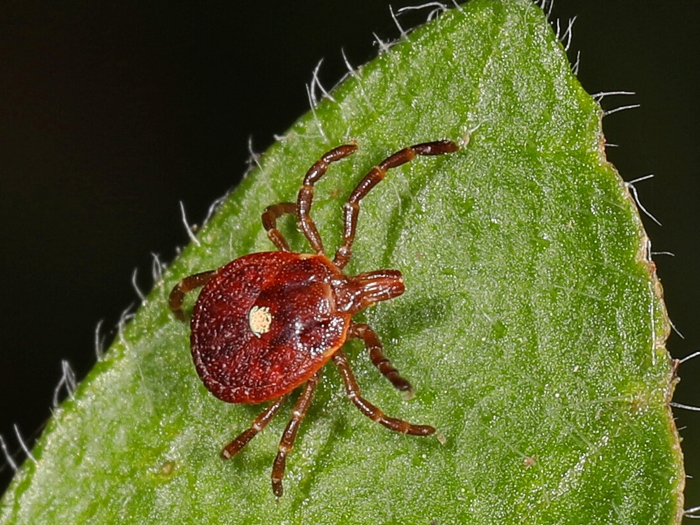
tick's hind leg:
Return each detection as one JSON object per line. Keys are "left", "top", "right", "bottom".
{"left": 349, "top": 322, "right": 414, "bottom": 397}
{"left": 169, "top": 270, "right": 217, "bottom": 321}
{"left": 332, "top": 350, "right": 435, "bottom": 436}
{"left": 271, "top": 373, "right": 319, "bottom": 498}
{"left": 220, "top": 395, "right": 288, "bottom": 460}
{"left": 262, "top": 202, "right": 297, "bottom": 251}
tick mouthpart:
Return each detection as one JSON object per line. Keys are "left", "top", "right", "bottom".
{"left": 332, "top": 270, "right": 404, "bottom": 315}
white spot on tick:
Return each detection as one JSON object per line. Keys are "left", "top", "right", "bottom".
{"left": 249, "top": 306, "right": 272, "bottom": 337}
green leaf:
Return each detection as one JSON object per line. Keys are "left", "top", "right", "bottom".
{"left": 1, "top": 0, "right": 684, "bottom": 523}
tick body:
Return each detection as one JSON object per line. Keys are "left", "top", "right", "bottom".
{"left": 170, "top": 139, "right": 459, "bottom": 497}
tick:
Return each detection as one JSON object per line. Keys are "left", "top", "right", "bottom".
{"left": 169, "top": 139, "right": 459, "bottom": 497}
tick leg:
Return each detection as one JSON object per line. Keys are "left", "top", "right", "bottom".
{"left": 221, "top": 395, "right": 288, "bottom": 460}
{"left": 349, "top": 322, "right": 414, "bottom": 397}
{"left": 297, "top": 143, "right": 358, "bottom": 255}
{"left": 332, "top": 350, "right": 435, "bottom": 436}
{"left": 261, "top": 202, "right": 297, "bottom": 251}
{"left": 271, "top": 373, "right": 319, "bottom": 498}
{"left": 333, "top": 139, "right": 459, "bottom": 269}
{"left": 169, "top": 270, "right": 217, "bottom": 321}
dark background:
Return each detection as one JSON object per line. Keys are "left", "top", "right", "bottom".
{"left": 1, "top": 0, "right": 698, "bottom": 513}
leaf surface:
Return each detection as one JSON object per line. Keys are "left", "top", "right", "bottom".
{"left": 0, "top": 1, "right": 683, "bottom": 523}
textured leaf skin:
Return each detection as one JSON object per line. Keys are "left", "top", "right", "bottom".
{"left": 0, "top": 1, "right": 684, "bottom": 523}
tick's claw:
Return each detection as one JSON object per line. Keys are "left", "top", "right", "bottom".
{"left": 402, "top": 388, "right": 416, "bottom": 401}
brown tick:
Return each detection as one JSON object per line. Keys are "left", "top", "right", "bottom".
{"left": 169, "top": 139, "right": 459, "bottom": 497}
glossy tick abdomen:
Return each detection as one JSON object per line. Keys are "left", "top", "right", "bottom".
{"left": 190, "top": 251, "right": 351, "bottom": 404}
